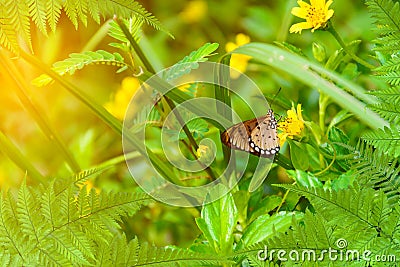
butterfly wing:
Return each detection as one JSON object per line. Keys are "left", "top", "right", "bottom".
{"left": 221, "top": 110, "right": 280, "bottom": 158}
{"left": 221, "top": 117, "right": 258, "bottom": 154}
{"left": 249, "top": 111, "right": 280, "bottom": 157}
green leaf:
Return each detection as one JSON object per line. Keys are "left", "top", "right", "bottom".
{"left": 162, "top": 42, "right": 219, "bottom": 81}
{"left": 240, "top": 211, "right": 304, "bottom": 248}
{"left": 27, "top": 0, "right": 48, "bottom": 35}
{"left": 325, "top": 40, "right": 361, "bottom": 71}
{"left": 327, "top": 110, "right": 353, "bottom": 133}
{"left": 175, "top": 118, "right": 209, "bottom": 141}
{"left": 350, "top": 142, "right": 400, "bottom": 206}
{"left": 369, "top": 103, "right": 400, "bottom": 124}
{"left": 286, "top": 170, "right": 323, "bottom": 188}
{"left": 32, "top": 50, "right": 128, "bottom": 87}
{"left": 362, "top": 125, "right": 400, "bottom": 158}
{"left": 108, "top": 18, "right": 142, "bottom": 45}
{"left": 329, "top": 170, "right": 356, "bottom": 191}
{"left": 232, "top": 43, "right": 388, "bottom": 129}
{"left": 248, "top": 195, "right": 282, "bottom": 223}
{"left": 287, "top": 139, "right": 309, "bottom": 171}
{"left": 196, "top": 191, "right": 238, "bottom": 254}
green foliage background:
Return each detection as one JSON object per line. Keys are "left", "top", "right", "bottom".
{"left": 0, "top": 0, "right": 399, "bottom": 266}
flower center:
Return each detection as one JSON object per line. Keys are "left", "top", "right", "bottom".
{"left": 306, "top": 6, "right": 326, "bottom": 26}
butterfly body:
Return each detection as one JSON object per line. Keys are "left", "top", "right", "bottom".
{"left": 221, "top": 109, "right": 280, "bottom": 158}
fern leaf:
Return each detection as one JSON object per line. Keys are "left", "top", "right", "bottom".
{"left": 362, "top": 125, "right": 400, "bottom": 158}
{"left": 375, "top": 56, "right": 400, "bottom": 73}
{"left": 1, "top": 0, "right": 169, "bottom": 53}
{"left": 32, "top": 50, "right": 129, "bottom": 87}
{"left": 27, "top": 0, "right": 48, "bottom": 35}
{"left": 74, "top": 0, "right": 88, "bottom": 27}
{"left": 276, "top": 185, "right": 383, "bottom": 232}
{"left": 87, "top": 0, "right": 100, "bottom": 24}
{"left": 135, "top": 241, "right": 233, "bottom": 266}
{"left": 369, "top": 86, "right": 400, "bottom": 105}
{"left": 108, "top": 18, "right": 143, "bottom": 45}
{"left": 270, "top": 185, "right": 396, "bottom": 255}
{"left": 16, "top": 181, "right": 43, "bottom": 241}
{"left": 0, "top": 191, "right": 25, "bottom": 261}
{"left": 49, "top": 231, "right": 91, "bottom": 265}
{"left": 98, "top": 0, "right": 172, "bottom": 37}
{"left": 234, "top": 211, "right": 335, "bottom": 264}
{"left": 380, "top": 71, "right": 400, "bottom": 86}
{"left": 72, "top": 167, "right": 108, "bottom": 187}
{"left": 0, "top": 16, "right": 19, "bottom": 53}
{"left": 46, "top": 0, "right": 63, "bottom": 32}
{"left": 369, "top": 103, "right": 400, "bottom": 124}
{"left": 162, "top": 43, "right": 219, "bottom": 81}
{"left": 367, "top": 0, "right": 400, "bottom": 32}
{"left": 6, "top": 0, "right": 31, "bottom": 49}
{"left": 41, "top": 181, "right": 59, "bottom": 228}
{"left": 63, "top": 0, "right": 78, "bottom": 29}
{"left": 368, "top": 0, "right": 400, "bottom": 87}
{"left": 350, "top": 142, "right": 400, "bottom": 205}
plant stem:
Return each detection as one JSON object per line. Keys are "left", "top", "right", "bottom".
{"left": 0, "top": 130, "right": 45, "bottom": 183}
{"left": 326, "top": 21, "right": 376, "bottom": 70}
{"left": 318, "top": 93, "right": 329, "bottom": 134}
{"left": 19, "top": 50, "right": 182, "bottom": 186}
{"left": 116, "top": 18, "right": 218, "bottom": 181}
{"left": 0, "top": 50, "right": 81, "bottom": 174}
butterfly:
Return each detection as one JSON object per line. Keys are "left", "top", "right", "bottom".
{"left": 220, "top": 109, "right": 280, "bottom": 157}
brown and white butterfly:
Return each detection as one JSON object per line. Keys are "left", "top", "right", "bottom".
{"left": 221, "top": 109, "right": 280, "bottom": 157}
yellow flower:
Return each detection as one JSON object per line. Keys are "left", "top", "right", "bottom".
{"left": 289, "top": 0, "right": 334, "bottom": 34}
{"left": 225, "top": 33, "right": 251, "bottom": 79}
{"left": 196, "top": 144, "right": 209, "bottom": 158}
{"left": 196, "top": 144, "right": 215, "bottom": 165}
{"left": 105, "top": 77, "right": 140, "bottom": 120}
{"left": 278, "top": 104, "right": 305, "bottom": 146}
{"left": 179, "top": 0, "right": 207, "bottom": 23}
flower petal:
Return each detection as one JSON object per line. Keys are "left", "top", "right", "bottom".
{"left": 326, "top": 9, "right": 334, "bottom": 20}
{"left": 296, "top": 104, "right": 304, "bottom": 122}
{"left": 225, "top": 42, "right": 237, "bottom": 52}
{"left": 325, "top": 0, "right": 333, "bottom": 9}
{"left": 236, "top": 33, "right": 250, "bottom": 46}
{"left": 291, "top": 7, "right": 308, "bottom": 19}
{"left": 289, "top": 22, "right": 312, "bottom": 33}
{"left": 297, "top": 0, "right": 311, "bottom": 9}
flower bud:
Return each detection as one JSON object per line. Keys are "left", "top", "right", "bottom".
{"left": 312, "top": 42, "right": 326, "bottom": 62}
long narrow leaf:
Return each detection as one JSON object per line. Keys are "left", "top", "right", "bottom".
{"left": 233, "top": 43, "right": 389, "bottom": 130}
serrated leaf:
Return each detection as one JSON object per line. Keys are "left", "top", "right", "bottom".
{"left": 286, "top": 170, "right": 323, "bottom": 188}
{"left": 162, "top": 43, "right": 219, "bottom": 81}
{"left": 240, "top": 211, "right": 304, "bottom": 248}
{"left": 32, "top": 50, "right": 128, "bottom": 87}
{"left": 196, "top": 191, "right": 238, "bottom": 254}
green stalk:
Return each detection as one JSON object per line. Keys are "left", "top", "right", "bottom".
{"left": 80, "top": 19, "right": 112, "bottom": 52}
{"left": 214, "top": 56, "right": 234, "bottom": 168}
{"left": 19, "top": 50, "right": 182, "bottom": 186}
{"left": 95, "top": 151, "right": 140, "bottom": 169}
{"left": 318, "top": 94, "right": 329, "bottom": 134}
{"left": 0, "top": 50, "right": 81, "bottom": 173}
{"left": 326, "top": 21, "right": 376, "bottom": 70}
{"left": 117, "top": 19, "right": 218, "bottom": 180}
{"left": 0, "top": 131, "right": 45, "bottom": 183}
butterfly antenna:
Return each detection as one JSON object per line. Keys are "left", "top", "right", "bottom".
{"left": 268, "top": 87, "right": 281, "bottom": 110}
